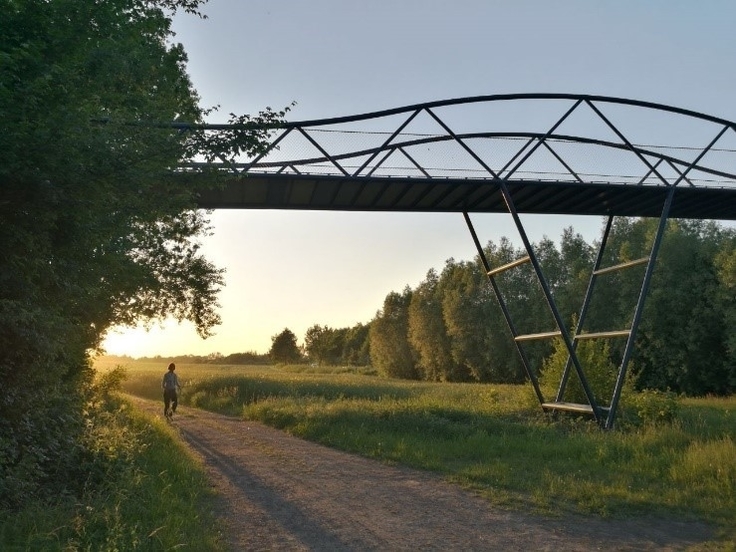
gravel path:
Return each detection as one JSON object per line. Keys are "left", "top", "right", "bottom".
{"left": 132, "top": 398, "right": 713, "bottom": 551}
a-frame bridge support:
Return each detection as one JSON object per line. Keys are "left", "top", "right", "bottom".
{"left": 464, "top": 186, "right": 675, "bottom": 429}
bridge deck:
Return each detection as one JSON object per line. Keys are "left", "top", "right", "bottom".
{"left": 194, "top": 173, "right": 736, "bottom": 220}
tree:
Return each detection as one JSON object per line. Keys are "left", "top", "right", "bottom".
{"left": 633, "top": 220, "right": 733, "bottom": 395}
{"left": 269, "top": 328, "right": 302, "bottom": 364}
{"left": 556, "top": 226, "right": 596, "bottom": 324}
{"left": 342, "top": 323, "right": 371, "bottom": 366}
{"left": 408, "top": 269, "right": 459, "bottom": 381}
{"left": 369, "top": 288, "right": 417, "bottom": 379}
{"left": 441, "top": 241, "right": 531, "bottom": 383}
{"left": 0, "top": 0, "right": 285, "bottom": 507}
{"left": 715, "top": 240, "right": 736, "bottom": 389}
{"left": 304, "top": 324, "right": 344, "bottom": 365}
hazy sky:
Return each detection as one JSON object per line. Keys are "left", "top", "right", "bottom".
{"left": 102, "top": 0, "right": 736, "bottom": 358}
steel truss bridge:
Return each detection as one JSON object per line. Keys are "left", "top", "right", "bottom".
{"left": 183, "top": 94, "right": 736, "bottom": 429}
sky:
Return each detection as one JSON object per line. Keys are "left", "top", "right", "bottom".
{"left": 101, "top": 0, "right": 736, "bottom": 358}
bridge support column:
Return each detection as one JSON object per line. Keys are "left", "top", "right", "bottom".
{"left": 465, "top": 185, "right": 676, "bottom": 429}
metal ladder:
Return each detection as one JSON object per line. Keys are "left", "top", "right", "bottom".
{"left": 463, "top": 183, "right": 676, "bottom": 429}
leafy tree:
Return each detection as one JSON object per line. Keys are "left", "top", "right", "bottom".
{"left": 361, "top": 217, "right": 733, "bottom": 398}
{"left": 408, "top": 269, "right": 460, "bottom": 381}
{"left": 369, "top": 288, "right": 417, "bottom": 379}
{"left": 715, "top": 240, "right": 736, "bottom": 389}
{"left": 269, "top": 328, "right": 302, "bottom": 364}
{"left": 0, "top": 0, "right": 285, "bottom": 507}
{"left": 440, "top": 260, "right": 491, "bottom": 381}
{"left": 304, "top": 324, "right": 342, "bottom": 365}
{"left": 556, "top": 226, "right": 596, "bottom": 324}
{"left": 633, "top": 220, "right": 732, "bottom": 395}
{"left": 442, "top": 239, "right": 538, "bottom": 383}
{"left": 342, "top": 323, "right": 371, "bottom": 366}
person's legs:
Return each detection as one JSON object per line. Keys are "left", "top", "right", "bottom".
{"left": 171, "top": 392, "right": 178, "bottom": 414}
{"left": 164, "top": 390, "right": 172, "bottom": 416}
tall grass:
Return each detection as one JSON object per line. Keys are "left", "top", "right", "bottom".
{"left": 0, "top": 382, "right": 226, "bottom": 551}
{"left": 106, "top": 360, "right": 736, "bottom": 543}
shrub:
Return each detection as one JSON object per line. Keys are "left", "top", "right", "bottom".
{"left": 620, "top": 388, "right": 680, "bottom": 426}
{"left": 539, "top": 337, "right": 618, "bottom": 405}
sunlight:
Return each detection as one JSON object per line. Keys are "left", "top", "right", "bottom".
{"left": 101, "top": 320, "right": 199, "bottom": 358}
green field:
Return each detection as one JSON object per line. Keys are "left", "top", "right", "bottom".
{"left": 100, "top": 359, "right": 736, "bottom": 545}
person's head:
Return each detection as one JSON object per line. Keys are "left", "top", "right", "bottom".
{"left": 168, "top": 363, "right": 176, "bottom": 372}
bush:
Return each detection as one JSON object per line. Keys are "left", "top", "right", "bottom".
{"left": 620, "top": 388, "right": 680, "bottom": 427}
{"left": 539, "top": 337, "right": 618, "bottom": 405}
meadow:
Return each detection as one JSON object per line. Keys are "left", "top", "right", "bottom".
{"left": 100, "top": 359, "right": 736, "bottom": 546}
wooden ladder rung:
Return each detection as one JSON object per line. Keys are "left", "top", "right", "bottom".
{"left": 594, "top": 257, "right": 649, "bottom": 275}
{"left": 515, "top": 331, "right": 562, "bottom": 342}
{"left": 487, "top": 256, "right": 531, "bottom": 277}
{"left": 542, "top": 402, "right": 610, "bottom": 414}
{"left": 574, "top": 330, "right": 631, "bottom": 340}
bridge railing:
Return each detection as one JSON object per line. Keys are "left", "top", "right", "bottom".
{"left": 178, "top": 94, "right": 736, "bottom": 190}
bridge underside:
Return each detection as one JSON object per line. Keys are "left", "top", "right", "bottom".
{"left": 195, "top": 174, "right": 736, "bottom": 220}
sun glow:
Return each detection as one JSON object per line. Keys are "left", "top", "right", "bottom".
{"left": 101, "top": 319, "right": 202, "bottom": 358}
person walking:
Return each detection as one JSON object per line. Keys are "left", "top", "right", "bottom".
{"left": 162, "top": 362, "right": 181, "bottom": 419}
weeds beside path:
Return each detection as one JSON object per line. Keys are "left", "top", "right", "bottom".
{"left": 129, "top": 396, "right": 713, "bottom": 551}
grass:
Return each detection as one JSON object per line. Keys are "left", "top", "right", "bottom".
{"left": 101, "top": 359, "right": 736, "bottom": 546}
{"left": 0, "top": 393, "right": 226, "bottom": 551}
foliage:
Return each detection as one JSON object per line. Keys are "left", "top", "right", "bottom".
{"left": 0, "top": 0, "right": 284, "bottom": 510}
{"left": 304, "top": 324, "right": 345, "bottom": 365}
{"left": 629, "top": 220, "right": 734, "bottom": 395}
{"left": 269, "top": 328, "right": 303, "bottom": 363}
{"left": 369, "top": 287, "right": 418, "bottom": 379}
{"left": 715, "top": 237, "right": 736, "bottom": 389}
{"left": 408, "top": 269, "right": 461, "bottom": 381}
{"left": 341, "top": 322, "right": 371, "bottom": 366}
{"left": 440, "top": 260, "right": 494, "bottom": 381}
{"left": 621, "top": 388, "right": 680, "bottom": 427}
{"left": 540, "top": 336, "right": 619, "bottom": 405}
{"left": 0, "top": 394, "right": 225, "bottom": 550}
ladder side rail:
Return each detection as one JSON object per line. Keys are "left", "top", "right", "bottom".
{"left": 605, "top": 186, "right": 676, "bottom": 429}
{"left": 463, "top": 212, "right": 545, "bottom": 404}
{"left": 556, "top": 215, "right": 615, "bottom": 403}
{"left": 496, "top": 180, "right": 605, "bottom": 425}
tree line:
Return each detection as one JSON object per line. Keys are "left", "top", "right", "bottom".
{"left": 270, "top": 219, "right": 735, "bottom": 397}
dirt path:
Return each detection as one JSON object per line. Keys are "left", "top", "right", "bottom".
{"left": 132, "top": 398, "right": 713, "bottom": 551}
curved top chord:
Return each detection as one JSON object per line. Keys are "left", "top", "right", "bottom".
{"left": 186, "top": 94, "right": 736, "bottom": 220}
